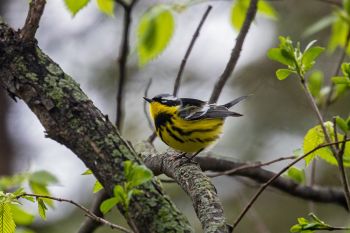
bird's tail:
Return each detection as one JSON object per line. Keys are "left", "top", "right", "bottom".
{"left": 222, "top": 95, "right": 250, "bottom": 109}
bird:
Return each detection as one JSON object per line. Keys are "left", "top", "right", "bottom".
{"left": 144, "top": 94, "right": 247, "bottom": 160}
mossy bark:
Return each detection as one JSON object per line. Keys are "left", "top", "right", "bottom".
{"left": 0, "top": 23, "right": 193, "bottom": 233}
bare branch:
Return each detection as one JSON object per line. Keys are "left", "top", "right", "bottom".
{"left": 230, "top": 139, "right": 350, "bottom": 232}
{"left": 207, "top": 156, "right": 296, "bottom": 178}
{"left": 143, "top": 78, "right": 154, "bottom": 131}
{"left": 19, "top": 193, "right": 133, "bottom": 233}
{"left": 209, "top": 0, "right": 258, "bottom": 103}
{"left": 173, "top": 5, "right": 212, "bottom": 96}
{"left": 20, "top": 0, "right": 46, "bottom": 42}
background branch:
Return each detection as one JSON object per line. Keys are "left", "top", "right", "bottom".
{"left": 20, "top": 0, "right": 46, "bottom": 42}
{"left": 209, "top": 0, "right": 258, "bottom": 103}
{"left": 172, "top": 5, "right": 212, "bottom": 96}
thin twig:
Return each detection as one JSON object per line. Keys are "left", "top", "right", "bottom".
{"left": 20, "top": 0, "right": 46, "bottom": 42}
{"left": 116, "top": 0, "right": 139, "bottom": 130}
{"left": 143, "top": 78, "right": 154, "bottom": 131}
{"left": 18, "top": 193, "right": 133, "bottom": 233}
{"left": 230, "top": 139, "right": 350, "bottom": 233}
{"left": 77, "top": 191, "right": 109, "bottom": 233}
{"left": 336, "top": 134, "right": 350, "bottom": 209}
{"left": 209, "top": 0, "right": 258, "bottom": 103}
{"left": 324, "top": 30, "right": 350, "bottom": 110}
{"left": 172, "top": 5, "right": 212, "bottom": 96}
{"left": 207, "top": 156, "right": 296, "bottom": 178}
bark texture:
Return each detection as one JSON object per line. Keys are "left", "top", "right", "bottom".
{"left": 0, "top": 23, "right": 192, "bottom": 233}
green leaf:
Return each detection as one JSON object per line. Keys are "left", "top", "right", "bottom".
{"left": 81, "top": 169, "right": 92, "bottom": 175}
{"left": 230, "top": 0, "right": 247, "bottom": 30}
{"left": 37, "top": 198, "right": 47, "bottom": 220}
{"left": 125, "top": 164, "right": 153, "bottom": 188}
{"left": 341, "top": 62, "right": 350, "bottom": 77}
{"left": 307, "top": 71, "right": 324, "bottom": 97}
{"left": 93, "top": 181, "right": 103, "bottom": 193}
{"left": 328, "top": 17, "right": 349, "bottom": 52}
{"left": 303, "top": 15, "right": 336, "bottom": 38}
{"left": 137, "top": 5, "right": 175, "bottom": 66}
{"left": 276, "top": 69, "right": 294, "bottom": 80}
{"left": 267, "top": 48, "right": 295, "bottom": 66}
{"left": 302, "top": 47, "right": 324, "bottom": 71}
{"left": 64, "top": 0, "right": 90, "bottom": 16}
{"left": 11, "top": 205, "right": 34, "bottom": 226}
{"left": 286, "top": 167, "right": 305, "bottom": 184}
{"left": 257, "top": 0, "right": 278, "bottom": 19}
{"left": 336, "top": 116, "right": 349, "bottom": 132}
{"left": 0, "top": 203, "right": 16, "bottom": 233}
{"left": 29, "top": 182, "right": 52, "bottom": 207}
{"left": 29, "top": 171, "right": 58, "bottom": 186}
{"left": 0, "top": 174, "right": 28, "bottom": 191}
{"left": 100, "top": 197, "right": 120, "bottom": 214}
{"left": 96, "top": 0, "right": 115, "bottom": 16}
{"left": 303, "top": 122, "right": 334, "bottom": 166}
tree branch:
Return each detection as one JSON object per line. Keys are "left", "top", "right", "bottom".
{"left": 0, "top": 22, "right": 192, "bottom": 233}
{"left": 173, "top": 5, "right": 212, "bottom": 96}
{"left": 209, "top": 0, "right": 258, "bottom": 103}
{"left": 20, "top": 0, "right": 46, "bottom": 42}
{"left": 18, "top": 193, "right": 133, "bottom": 233}
{"left": 137, "top": 142, "right": 229, "bottom": 233}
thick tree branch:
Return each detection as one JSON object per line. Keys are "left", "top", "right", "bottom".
{"left": 137, "top": 142, "right": 229, "bottom": 233}
{"left": 20, "top": 0, "right": 46, "bottom": 42}
{"left": 0, "top": 23, "right": 192, "bottom": 233}
{"left": 209, "top": 0, "right": 258, "bottom": 103}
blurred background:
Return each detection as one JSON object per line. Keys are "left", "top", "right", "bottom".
{"left": 1, "top": 0, "right": 350, "bottom": 232}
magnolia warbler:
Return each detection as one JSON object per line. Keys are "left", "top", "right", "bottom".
{"left": 144, "top": 94, "right": 246, "bottom": 158}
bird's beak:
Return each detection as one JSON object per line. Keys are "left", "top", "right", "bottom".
{"left": 143, "top": 97, "right": 152, "bottom": 103}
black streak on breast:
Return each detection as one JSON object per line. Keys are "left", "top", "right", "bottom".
{"left": 154, "top": 113, "right": 173, "bottom": 129}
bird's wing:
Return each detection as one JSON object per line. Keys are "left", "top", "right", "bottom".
{"left": 179, "top": 103, "right": 242, "bottom": 120}
{"left": 180, "top": 98, "right": 206, "bottom": 107}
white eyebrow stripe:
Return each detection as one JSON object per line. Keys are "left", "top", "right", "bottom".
{"left": 163, "top": 96, "right": 178, "bottom": 101}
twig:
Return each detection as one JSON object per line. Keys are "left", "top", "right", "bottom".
{"left": 335, "top": 134, "right": 350, "bottom": 209}
{"left": 230, "top": 139, "right": 350, "bottom": 233}
{"left": 115, "top": 0, "right": 139, "bottom": 130}
{"left": 172, "top": 5, "right": 212, "bottom": 96}
{"left": 207, "top": 156, "right": 296, "bottom": 178}
{"left": 324, "top": 30, "right": 350, "bottom": 110}
{"left": 18, "top": 193, "right": 133, "bottom": 233}
{"left": 143, "top": 78, "right": 154, "bottom": 131}
{"left": 20, "top": 0, "right": 46, "bottom": 42}
{"left": 209, "top": 0, "right": 258, "bottom": 103}
{"left": 77, "top": 191, "right": 109, "bottom": 233}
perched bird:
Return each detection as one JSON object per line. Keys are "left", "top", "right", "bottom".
{"left": 144, "top": 94, "right": 247, "bottom": 159}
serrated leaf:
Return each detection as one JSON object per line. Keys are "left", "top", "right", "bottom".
{"left": 96, "top": 0, "right": 115, "bottom": 16}
{"left": 276, "top": 69, "right": 294, "bottom": 80}
{"left": 137, "top": 5, "right": 175, "bottom": 66}
{"left": 307, "top": 71, "right": 324, "bottom": 97}
{"left": 99, "top": 197, "right": 120, "bottom": 214}
{"left": 0, "top": 203, "right": 16, "bottom": 233}
{"left": 302, "top": 47, "right": 324, "bottom": 71}
{"left": 29, "top": 171, "right": 58, "bottom": 186}
{"left": 37, "top": 198, "right": 47, "bottom": 220}
{"left": 336, "top": 116, "right": 348, "bottom": 132}
{"left": 286, "top": 167, "right": 305, "bottom": 184}
{"left": 267, "top": 48, "right": 295, "bottom": 66}
{"left": 64, "top": 0, "right": 90, "bottom": 16}
{"left": 93, "top": 181, "right": 103, "bottom": 193}
{"left": 11, "top": 205, "right": 34, "bottom": 226}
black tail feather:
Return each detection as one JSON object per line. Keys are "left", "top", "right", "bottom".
{"left": 222, "top": 95, "right": 251, "bottom": 109}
